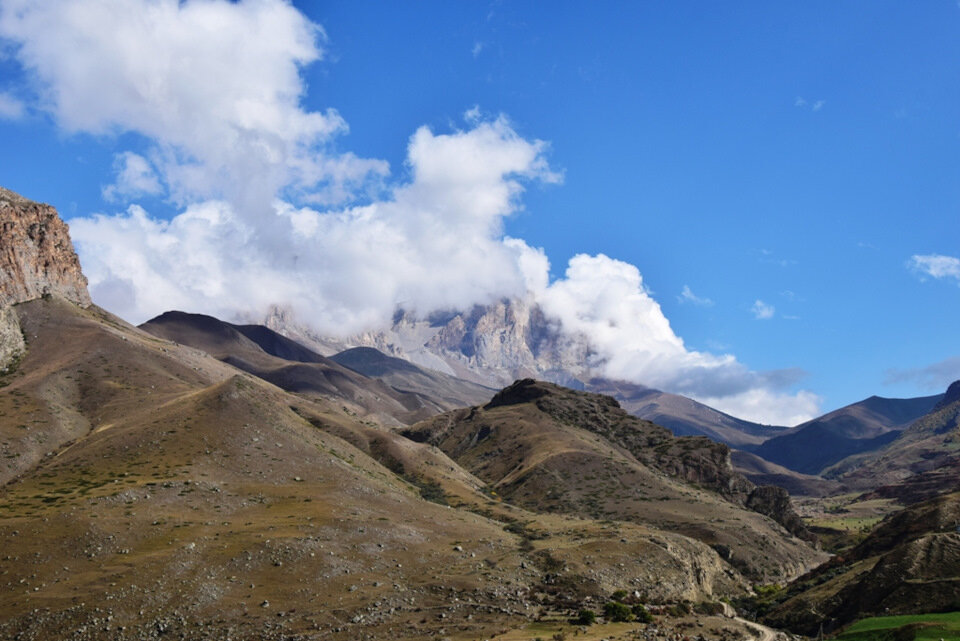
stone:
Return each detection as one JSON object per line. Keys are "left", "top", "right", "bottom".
{"left": 0, "top": 187, "right": 91, "bottom": 309}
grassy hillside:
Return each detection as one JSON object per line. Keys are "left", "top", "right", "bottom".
{"left": 330, "top": 346, "right": 495, "bottom": 410}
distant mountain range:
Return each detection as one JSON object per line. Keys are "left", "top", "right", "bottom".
{"left": 584, "top": 377, "right": 792, "bottom": 448}
{"left": 753, "top": 393, "right": 943, "bottom": 475}
{"left": 255, "top": 299, "right": 802, "bottom": 449}
{"left": 824, "top": 381, "right": 960, "bottom": 496}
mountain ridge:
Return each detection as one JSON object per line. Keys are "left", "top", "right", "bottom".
{"left": 753, "top": 393, "right": 942, "bottom": 475}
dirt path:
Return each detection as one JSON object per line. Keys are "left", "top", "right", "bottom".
{"left": 720, "top": 602, "right": 783, "bottom": 641}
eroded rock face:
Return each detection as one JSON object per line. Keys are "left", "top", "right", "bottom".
{"left": 0, "top": 187, "right": 90, "bottom": 368}
{"left": 0, "top": 187, "right": 91, "bottom": 309}
{"left": 746, "top": 485, "right": 818, "bottom": 545}
{"left": 0, "top": 307, "right": 24, "bottom": 371}
{"left": 261, "top": 298, "right": 593, "bottom": 389}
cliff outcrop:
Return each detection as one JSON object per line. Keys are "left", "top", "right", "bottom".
{"left": 0, "top": 187, "right": 90, "bottom": 308}
{"left": 0, "top": 187, "right": 90, "bottom": 367}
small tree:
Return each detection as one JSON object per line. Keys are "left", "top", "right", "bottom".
{"left": 603, "top": 601, "right": 634, "bottom": 622}
{"left": 575, "top": 609, "right": 596, "bottom": 626}
{"left": 632, "top": 604, "right": 654, "bottom": 623}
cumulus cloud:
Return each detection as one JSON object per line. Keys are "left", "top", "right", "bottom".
{"left": 678, "top": 285, "right": 713, "bottom": 306}
{"left": 73, "top": 116, "right": 558, "bottom": 332}
{"left": 0, "top": 91, "right": 24, "bottom": 119}
{"left": 102, "top": 152, "right": 163, "bottom": 202}
{"left": 751, "top": 299, "right": 775, "bottom": 320}
{"left": 0, "top": 0, "right": 386, "bottom": 212}
{"left": 2, "top": 0, "right": 819, "bottom": 425}
{"left": 537, "top": 255, "right": 818, "bottom": 424}
{"left": 909, "top": 253, "right": 960, "bottom": 283}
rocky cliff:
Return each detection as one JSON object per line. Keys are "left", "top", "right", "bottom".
{"left": 260, "top": 297, "right": 592, "bottom": 388}
{"left": 0, "top": 187, "right": 90, "bottom": 366}
{"left": 0, "top": 187, "right": 90, "bottom": 308}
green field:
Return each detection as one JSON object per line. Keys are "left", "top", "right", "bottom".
{"left": 836, "top": 612, "right": 960, "bottom": 641}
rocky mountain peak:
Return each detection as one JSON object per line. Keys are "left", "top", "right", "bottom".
{"left": 0, "top": 187, "right": 91, "bottom": 309}
{"left": 257, "top": 297, "right": 593, "bottom": 388}
{"left": 484, "top": 377, "right": 554, "bottom": 408}
{"left": 934, "top": 379, "right": 960, "bottom": 412}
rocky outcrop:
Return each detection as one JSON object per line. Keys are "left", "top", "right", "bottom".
{"left": 0, "top": 187, "right": 90, "bottom": 368}
{"left": 746, "top": 485, "right": 818, "bottom": 545}
{"left": 0, "top": 187, "right": 90, "bottom": 309}
{"left": 423, "top": 299, "right": 590, "bottom": 384}
{"left": 406, "top": 379, "right": 826, "bottom": 582}
{"left": 934, "top": 379, "right": 960, "bottom": 412}
{"left": 0, "top": 307, "right": 24, "bottom": 371}
{"left": 258, "top": 298, "right": 592, "bottom": 389}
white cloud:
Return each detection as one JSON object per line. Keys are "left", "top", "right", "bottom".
{"left": 759, "top": 248, "right": 796, "bottom": 267}
{"left": 698, "top": 388, "right": 821, "bottom": 427}
{"left": 794, "top": 96, "right": 825, "bottom": 112}
{"left": 678, "top": 285, "right": 713, "bottom": 306}
{"left": 102, "top": 152, "right": 163, "bottom": 202}
{"left": 0, "top": 91, "right": 24, "bottom": 119}
{"left": 0, "top": 0, "right": 387, "bottom": 213}
{"left": 73, "top": 115, "right": 558, "bottom": 332}
{"left": 909, "top": 253, "right": 960, "bottom": 282}
{"left": 538, "top": 255, "right": 817, "bottom": 425}
{"left": 472, "top": 41, "right": 484, "bottom": 58}
{"left": 7, "top": 0, "right": 818, "bottom": 426}
{"left": 751, "top": 299, "right": 775, "bottom": 320}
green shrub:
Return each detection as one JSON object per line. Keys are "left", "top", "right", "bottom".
{"left": 575, "top": 609, "right": 596, "bottom": 626}
{"left": 632, "top": 604, "right": 654, "bottom": 623}
{"left": 603, "top": 601, "right": 634, "bottom": 622}
{"left": 694, "top": 601, "right": 725, "bottom": 616}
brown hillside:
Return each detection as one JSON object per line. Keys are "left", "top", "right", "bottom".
{"left": 139, "top": 310, "right": 446, "bottom": 425}
{"left": 404, "top": 379, "right": 825, "bottom": 582}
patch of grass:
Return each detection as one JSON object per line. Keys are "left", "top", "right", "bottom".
{"left": 836, "top": 612, "right": 960, "bottom": 641}
{"left": 807, "top": 516, "right": 883, "bottom": 532}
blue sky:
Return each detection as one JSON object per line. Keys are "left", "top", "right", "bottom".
{"left": 0, "top": 1, "right": 958, "bottom": 423}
